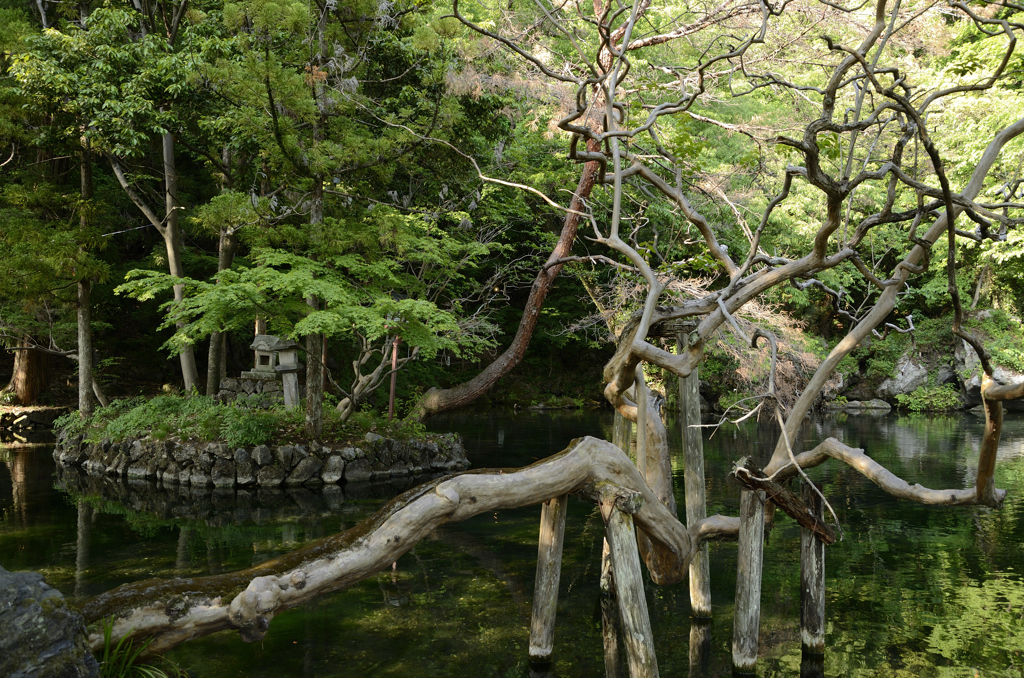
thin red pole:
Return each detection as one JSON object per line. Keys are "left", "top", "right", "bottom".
{"left": 388, "top": 336, "right": 400, "bottom": 421}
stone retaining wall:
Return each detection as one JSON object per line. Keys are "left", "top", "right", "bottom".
{"left": 53, "top": 429, "right": 468, "bottom": 488}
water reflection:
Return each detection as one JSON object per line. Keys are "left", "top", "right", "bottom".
{"left": 1, "top": 411, "right": 1023, "bottom": 677}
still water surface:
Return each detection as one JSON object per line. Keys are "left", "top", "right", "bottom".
{"left": 2, "top": 409, "right": 1024, "bottom": 677}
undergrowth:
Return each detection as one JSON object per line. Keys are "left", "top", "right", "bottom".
{"left": 98, "top": 617, "right": 187, "bottom": 678}
{"left": 54, "top": 395, "right": 430, "bottom": 446}
{"left": 895, "top": 384, "right": 962, "bottom": 412}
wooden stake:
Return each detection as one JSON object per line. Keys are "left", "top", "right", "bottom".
{"left": 732, "top": 488, "right": 765, "bottom": 674}
{"left": 676, "top": 342, "right": 711, "bottom": 618}
{"left": 529, "top": 494, "right": 569, "bottom": 663}
{"left": 613, "top": 411, "right": 633, "bottom": 458}
{"left": 601, "top": 492, "right": 659, "bottom": 678}
{"left": 600, "top": 538, "right": 623, "bottom": 678}
{"left": 801, "top": 480, "right": 825, "bottom": 655}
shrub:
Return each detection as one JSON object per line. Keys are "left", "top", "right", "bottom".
{"left": 895, "top": 384, "right": 962, "bottom": 412}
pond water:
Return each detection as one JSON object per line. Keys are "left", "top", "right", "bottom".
{"left": 2, "top": 408, "right": 1024, "bottom": 677}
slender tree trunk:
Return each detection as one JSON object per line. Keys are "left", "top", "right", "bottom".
{"left": 304, "top": 176, "right": 324, "bottom": 439}
{"left": 409, "top": 140, "right": 603, "bottom": 421}
{"left": 78, "top": 281, "right": 93, "bottom": 415}
{"left": 78, "top": 142, "right": 94, "bottom": 416}
{"left": 162, "top": 130, "right": 200, "bottom": 392}
{"left": 206, "top": 227, "right": 239, "bottom": 396}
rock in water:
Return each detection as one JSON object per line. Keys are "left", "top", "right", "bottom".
{"left": 0, "top": 566, "right": 99, "bottom": 678}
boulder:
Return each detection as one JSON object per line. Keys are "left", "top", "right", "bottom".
{"left": 252, "top": 445, "right": 273, "bottom": 466}
{"left": 211, "top": 459, "right": 236, "bottom": 488}
{"left": 0, "top": 566, "right": 100, "bottom": 678}
{"left": 275, "top": 445, "right": 296, "bottom": 468}
{"left": 285, "top": 457, "right": 322, "bottom": 485}
{"left": 344, "top": 458, "right": 372, "bottom": 483}
{"left": 236, "top": 460, "right": 256, "bottom": 486}
{"left": 257, "top": 464, "right": 287, "bottom": 487}
{"left": 321, "top": 455, "right": 345, "bottom": 484}
{"left": 877, "top": 354, "right": 928, "bottom": 399}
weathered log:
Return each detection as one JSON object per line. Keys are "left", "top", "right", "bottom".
{"left": 83, "top": 437, "right": 696, "bottom": 654}
{"left": 730, "top": 457, "right": 837, "bottom": 545}
{"left": 732, "top": 488, "right": 765, "bottom": 675}
{"left": 800, "top": 481, "right": 825, "bottom": 655}
{"left": 529, "top": 494, "right": 568, "bottom": 662}
{"left": 600, "top": 489, "right": 659, "bottom": 678}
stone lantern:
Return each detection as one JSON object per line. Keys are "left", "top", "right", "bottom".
{"left": 273, "top": 338, "right": 303, "bottom": 410}
{"left": 249, "top": 334, "right": 280, "bottom": 373}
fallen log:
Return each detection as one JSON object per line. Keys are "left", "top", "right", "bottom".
{"left": 82, "top": 436, "right": 704, "bottom": 654}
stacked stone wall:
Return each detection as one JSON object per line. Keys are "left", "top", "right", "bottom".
{"left": 54, "top": 429, "right": 468, "bottom": 488}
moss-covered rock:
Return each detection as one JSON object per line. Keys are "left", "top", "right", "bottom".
{"left": 0, "top": 566, "right": 99, "bottom": 678}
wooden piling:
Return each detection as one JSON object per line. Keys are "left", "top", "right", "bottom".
{"left": 688, "top": 619, "right": 712, "bottom": 678}
{"left": 676, "top": 343, "right": 711, "bottom": 619}
{"left": 601, "top": 492, "right": 659, "bottom": 678}
{"left": 635, "top": 366, "right": 648, "bottom": 479}
{"left": 600, "top": 538, "right": 623, "bottom": 678}
{"left": 801, "top": 481, "right": 825, "bottom": 655}
{"left": 530, "top": 494, "right": 569, "bottom": 663}
{"left": 732, "top": 488, "right": 765, "bottom": 675}
{"left": 613, "top": 411, "right": 633, "bottom": 458}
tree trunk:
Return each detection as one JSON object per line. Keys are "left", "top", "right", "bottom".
{"left": 78, "top": 281, "right": 93, "bottom": 416}
{"left": 206, "top": 227, "right": 239, "bottom": 396}
{"left": 9, "top": 340, "right": 48, "bottom": 405}
{"left": 304, "top": 175, "right": 324, "bottom": 438}
{"left": 78, "top": 142, "right": 94, "bottom": 416}
{"left": 162, "top": 130, "right": 200, "bottom": 393}
{"left": 409, "top": 140, "right": 603, "bottom": 421}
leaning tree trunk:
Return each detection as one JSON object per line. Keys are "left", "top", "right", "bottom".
{"left": 409, "top": 140, "right": 603, "bottom": 421}
{"left": 162, "top": 130, "right": 200, "bottom": 393}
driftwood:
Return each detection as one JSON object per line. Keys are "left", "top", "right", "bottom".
{"left": 83, "top": 436, "right": 709, "bottom": 654}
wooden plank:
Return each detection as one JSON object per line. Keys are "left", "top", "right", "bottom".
{"left": 529, "top": 494, "right": 569, "bottom": 662}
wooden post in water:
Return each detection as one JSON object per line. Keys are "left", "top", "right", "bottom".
{"left": 600, "top": 538, "right": 623, "bottom": 678}
{"left": 529, "top": 494, "right": 569, "bottom": 663}
{"left": 613, "top": 411, "right": 633, "bottom": 458}
{"left": 677, "top": 331, "right": 712, "bottom": 618}
{"left": 732, "top": 488, "right": 765, "bottom": 674}
{"left": 688, "top": 619, "right": 712, "bottom": 678}
{"left": 801, "top": 480, "right": 825, "bottom": 655}
{"left": 601, "top": 492, "right": 659, "bottom": 678}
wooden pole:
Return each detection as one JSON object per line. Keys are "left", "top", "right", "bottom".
{"left": 600, "top": 538, "right": 623, "bottom": 678}
{"left": 529, "top": 494, "right": 569, "bottom": 663}
{"left": 676, "top": 332, "right": 711, "bottom": 619}
{"left": 601, "top": 492, "right": 659, "bottom": 678}
{"left": 688, "top": 619, "right": 712, "bottom": 678}
{"left": 635, "top": 366, "right": 647, "bottom": 479}
{"left": 801, "top": 480, "right": 825, "bottom": 655}
{"left": 732, "top": 488, "right": 765, "bottom": 674}
{"left": 613, "top": 411, "right": 633, "bottom": 458}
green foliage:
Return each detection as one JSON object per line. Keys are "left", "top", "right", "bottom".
{"left": 895, "top": 384, "right": 962, "bottom": 412}
{"left": 966, "top": 310, "right": 1024, "bottom": 372}
{"left": 99, "top": 616, "right": 186, "bottom": 678}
